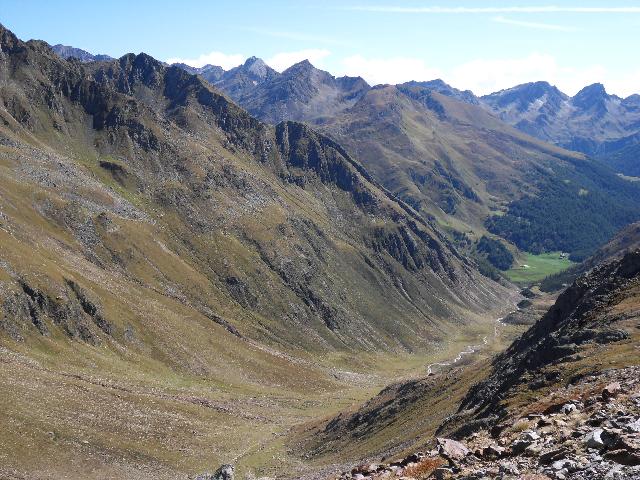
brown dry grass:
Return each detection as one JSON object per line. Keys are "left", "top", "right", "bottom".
{"left": 403, "top": 457, "right": 446, "bottom": 479}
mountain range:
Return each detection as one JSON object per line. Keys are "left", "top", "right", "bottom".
{"left": 50, "top": 43, "right": 114, "bottom": 62}
{"left": 2, "top": 26, "right": 640, "bottom": 480}
{"left": 53, "top": 45, "right": 640, "bottom": 177}
{"left": 481, "top": 81, "right": 640, "bottom": 163}
{"left": 0, "top": 24, "right": 516, "bottom": 479}
{"left": 161, "top": 55, "right": 640, "bottom": 261}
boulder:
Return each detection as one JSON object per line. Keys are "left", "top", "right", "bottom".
{"left": 602, "top": 382, "right": 621, "bottom": 400}
{"left": 481, "top": 444, "right": 506, "bottom": 459}
{"left": 499, "top": 461, "right": 520, "bottom": 475}
{"left": 436, "top": 437, "right": 470, "bottom": 461}
{"left": 539, "top": 447, "right": 568, "bottom": 465}
{"left": 512, "top": 431, "right": 540, "bottom": 454}
{"left": 195, "top": 464, "right": 234, "bottom": 480}
{"left": 584, "top": 428, "right": 605, "bottom": 449}
{"left": 625, "top": 418, "right": 640, "bottom": 433}
{"left": 551, "top": 458, "right": 575, "bottom": 471}
{"left": 432, "top": 467, "right": 453, "bottom": 479}
{"left": 522, "top": 430, "right": 541, "bottom": 442}
{"left": 351, "top": 463, "right": 381, "bottom": 475}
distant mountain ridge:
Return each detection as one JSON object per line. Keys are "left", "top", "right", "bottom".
{"left": 51, "top": 44, "right": 113, "bottom": 62}
{"left": 48, "top": 45, "right": 640, "bottom": 259}
{"left": 50, "top": 46, "right": 640, "bottom": 164}
{"left": 170, "top": 62, "right": 225, "bottom": 83}
{"left": 214, "top": 56, "right": 280, "bottom": 102}
{"left": 221, "top": 59, "right": 371, "bottom": 124}
{"left": 184, "top": 55, "right": 640, "bottom": 260}
{"left": 481, "top": 81, "right": 640, "bottom": 164}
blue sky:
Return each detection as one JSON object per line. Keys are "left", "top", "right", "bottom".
{"left": 2, "top": 1, "right": 640, "bottom": 96}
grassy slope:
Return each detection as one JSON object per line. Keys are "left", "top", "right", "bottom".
{"left": 506, "top": 252, "right": 575, "bottom": 285}
{"left": 0, "top": 30, "right": 516, "bottom": 479}
{"left": 0, "top": 139, "right": 510, "bottom": 478}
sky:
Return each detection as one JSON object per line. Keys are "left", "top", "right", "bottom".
{"left": 2, "top": 0, "right": 640, "bottom": 96}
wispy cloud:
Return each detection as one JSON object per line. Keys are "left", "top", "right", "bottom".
{"left": 492, "top": 16, "right": 578, "bottom": 32}
{"left": 244, "top": 28, "right": 349, "bottom": 46}
{"left": 166, "top": 51, "right": 244, "bottom": 69}
{"left": 345, "top": 5, "right": 640, "bottom": 14}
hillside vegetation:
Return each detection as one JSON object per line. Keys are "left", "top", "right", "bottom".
{"left": 0, "top": 24, "right": 518, "bottom": 479}
{"left": 486, "top": 157, "right": 640, "bottom": 261}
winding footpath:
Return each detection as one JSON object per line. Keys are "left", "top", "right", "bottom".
{"left": 426, "top": 313, "right": 510, "bottom": 375}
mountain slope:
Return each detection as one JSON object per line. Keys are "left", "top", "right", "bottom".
{"left": 209, "top": 62, "right": 640, "bottom": 260}
{"left": 0, "top": 24, "right": 513, "bottom": 479}
{"left": 317, "top": 84, "right": 640, "bottom": 259}
{"left": 541, "top": 220, "right": 640, "bottom": 291}
{"left": 458, "top": 250, "right": 640, "bottom": 422}
{"left": 327, "top": 250, "right": 640, "bottom": 480}
{"left": 599, "top": 142, "right": 640, "bottom": 176}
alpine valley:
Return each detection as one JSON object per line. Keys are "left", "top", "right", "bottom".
{"left": 0, "top": 20, "right": 638, "bottom": 480}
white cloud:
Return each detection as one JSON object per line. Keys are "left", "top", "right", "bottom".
{"left": 492, "top": 16, "right": 578, "bottom": 32}
{"left": 332, "top": 52, "right": 638, "bottom": 98}
{"left": 340, "top": 55, "right": 442, "bottom": 85}
{"left": 605, "top": 69, "right": 640, "bottom": 98}
{"left": 447, "top": 54, "right": 612, "bottom": 96}
{"left": 345, "top": 5, "right": 640, "bottom": 14}
{"left": 165, "top": 51, "right": 244, "bottom": 69}
{"left": 266, "top": 49, "right": 331, "bottom": 72}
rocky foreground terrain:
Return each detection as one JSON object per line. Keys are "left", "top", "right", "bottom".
{"left": 328, "top": 251, "right": 640, "bottom": 480}
{"left": 337, "top": 368, "right": 640, "bottom": 480}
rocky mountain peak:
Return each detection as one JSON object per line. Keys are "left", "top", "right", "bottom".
{"left": 118, "top": 52, "right": 162, "bottom": 76}
{"left": 623, "top": 94, "right": 640, "bottom": 109}
{"left": 572, "top": 82, "right": 609, "bottom": 110}
{"left": 482, "top": 81, "right": 567, "bottom": 112}
{"left": 283, "top": 59, "right": 317, "bottom": 76}
{"left": 242, "top": 56, "right": 270, "bottom": 78}
{"left": 0, "top": 22, "right": 21, "bottom": 53}
{"left": 523, "top": 80, "right": 563, "bottom": 98}
{"left": 51, "top": 44, "right": 113, "bottom": 63}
